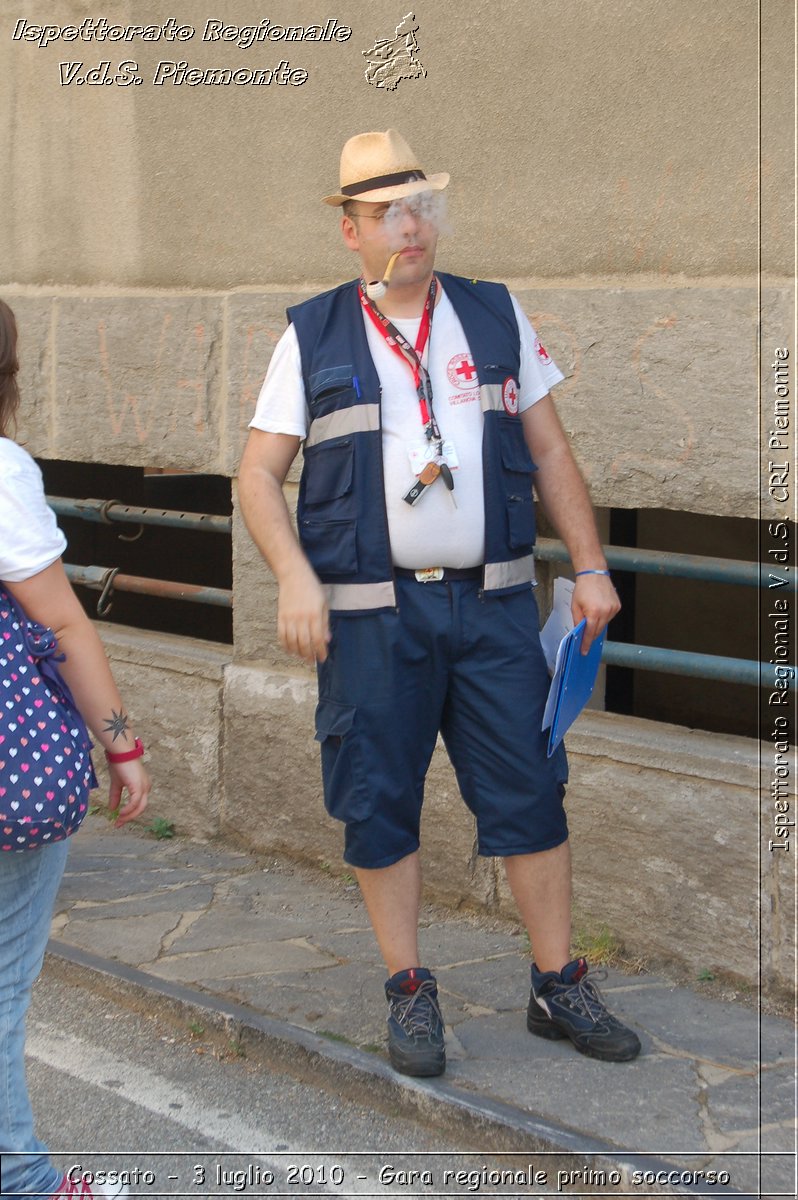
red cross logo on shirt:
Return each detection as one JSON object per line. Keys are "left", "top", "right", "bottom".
{"left": 447, "top": 353, "right": 478, "bottom": 390}
{"left": 534, "top": 337, "right": 552, "bottom": 365}
{"left": 502, "top": 377, "right": 519, "bottom": 414}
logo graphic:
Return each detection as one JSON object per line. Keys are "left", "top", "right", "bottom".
{"left": 447, "top": 353, "right": 478, "bottom": 390}
{"left": 534, "top": 337, "right": 552, "bottom": 366}
{"left": 502, "top": 378, "right": 519, "bottom": 415}
{"left": 363, "top": 11, "right": 426, "bottom": 91}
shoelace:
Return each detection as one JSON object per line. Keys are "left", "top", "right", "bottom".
{"left": 390, "top": 979, "right": 444, "bottom": 1036}
{"left": 560, "top": 969, "right": 615, "bottom": 1026}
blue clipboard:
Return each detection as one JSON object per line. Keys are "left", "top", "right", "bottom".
{"left": 542, "top": 619, "right": 606, "bottom": 757}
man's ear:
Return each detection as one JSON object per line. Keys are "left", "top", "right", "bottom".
{"left": 341, "top": 214, "right": 360, "bottom": 252}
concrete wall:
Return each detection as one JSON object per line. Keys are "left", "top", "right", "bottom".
{"left": 4, "top": 0, "right": 792, "bottom": 518}
{"left": 2, "top": 0, "right": 793, "bottom": 991}
{"left": 2, "top": 0, "right": 791, "bottom": 283}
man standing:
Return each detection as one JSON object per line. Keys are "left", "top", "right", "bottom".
{"left": 239, "top": 130, "right": 640, "bottom": 1076}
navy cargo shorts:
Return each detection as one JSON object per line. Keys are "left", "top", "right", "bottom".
{"left": 314, "top": 576, "right": 569, "bottom": 869}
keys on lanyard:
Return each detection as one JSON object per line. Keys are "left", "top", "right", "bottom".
{"left": 439, "top": 461, "right": 457, "bottom": 507}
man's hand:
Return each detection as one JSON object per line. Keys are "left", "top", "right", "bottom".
{"left": 239, "top": 429, "right": 332, "bottom": 663}
{"left": 277, "top": 563, "right": 331, "bottom": 664}
{"left": 571, "top": 573, "right": 620, "bottom": 654}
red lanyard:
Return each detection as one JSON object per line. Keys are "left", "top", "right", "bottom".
{"left": 359, "top": 277, "right": 439, "bottom": 433}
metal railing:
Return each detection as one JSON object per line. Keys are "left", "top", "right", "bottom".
{"left": 50, "top": 495, "right": 793, "bottom": 687}
{"left": 64, "top": 564, "right": 232, "bottom": 617}
{"left": 49, "top": 496, "right": 231, "bottom": 537}
{"left": 51, "top": 496, "right": 233, "bottom": 617}
{"left": 536, "top": 537, "right": 795, "bottom": 689}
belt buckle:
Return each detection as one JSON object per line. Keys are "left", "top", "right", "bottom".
{"left": 415, "top": 567, "right": 444, "bottom": 583}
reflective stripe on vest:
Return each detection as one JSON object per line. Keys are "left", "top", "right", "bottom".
{"left": 483, "top": 553, "right": 537, "bottom": 592}
{"left": 323, "top": 579, "right": 397, "bottom": 612}
{"left": 305, "top": 403, "right": 381, "bottom": 449}
{"left": 480, "top": 383, "right": 507, "bottom": 413}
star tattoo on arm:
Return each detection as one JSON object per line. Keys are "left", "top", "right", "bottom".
{"left": 102, "top": 709, "right": 131, "bottom": 743}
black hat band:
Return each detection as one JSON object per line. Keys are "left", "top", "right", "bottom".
{"left": 341, "top": 169, "right": 427, "bottom": 197}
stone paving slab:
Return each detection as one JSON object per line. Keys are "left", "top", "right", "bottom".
{"left": 451, "top": 1010, "right": 705, "bottom": 1150}
{"left": 165, "top": 906, "right": 315, "bottom": 951}
{"left": 48, "top": 819, "right": 795, "bottom": 1196}
{"left": 60, "top": 884, "right": 217, "bottom": 920}
{"left": 625, "top": 983, "right": 792, "bottom": 1069}
{"left": 436, "top": 959, "right": 525, "bottom": 1013}
{"left": 59, "top": 909, "right": 186, "bottom": 964}
{"left": 144, "top": 937, "right": 337, "bottom": 983}
{"left": 210, "top": 963, "right": 392, "bottom": 1046}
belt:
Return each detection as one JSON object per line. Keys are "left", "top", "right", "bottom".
{"left": 394, "top": 566, "right": 483, "bottom": 583}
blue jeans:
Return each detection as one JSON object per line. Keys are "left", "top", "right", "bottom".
{"left": 0, "top": 840, "right": 69, "bottom": 1199}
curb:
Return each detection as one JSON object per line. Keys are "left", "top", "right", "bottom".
{"left": 45, "top": 939, "right": 758, "bottom": 1199}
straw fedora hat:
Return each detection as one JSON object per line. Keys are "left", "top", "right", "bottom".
{"left": 323, "top": 129, "right": 449, "bottom": 206}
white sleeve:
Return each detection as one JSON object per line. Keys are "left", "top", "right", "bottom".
{"left": 511, "top": 295, "right": 565, "bottom": 413}
{"left": 248, "top": 323, "right": 309, "bottom": 439}
{"left": 0, "top": 441, "right": 67, "bottom": 583}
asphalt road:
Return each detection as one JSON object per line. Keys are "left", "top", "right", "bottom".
{"left": 24, "top": 966, "right": 550, "bottom": 1200}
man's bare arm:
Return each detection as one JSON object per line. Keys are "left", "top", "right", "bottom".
{"left": 238, "top": 429, "right": 330, "bottom": 663}
{"left": 521, "top": 395, "right": 620, "bottom": 652}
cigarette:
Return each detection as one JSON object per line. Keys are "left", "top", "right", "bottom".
{"left": 366, "top": 251, "right": 403, "bottom": 300}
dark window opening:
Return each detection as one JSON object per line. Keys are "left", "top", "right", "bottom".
{"left": 604, "top": 508, "right": 770, "bottom": 741}
{"left": 37, "top": 460, "right": 233, "bottom": 645}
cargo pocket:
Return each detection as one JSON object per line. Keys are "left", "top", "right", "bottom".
{"left": 314, "top": 699, "right": 372, "bottom": 823}
{"left": 309, "top": 365, "right": 356, "bottom": 419}
{"left": 300, "top": 438, "right": 358, "bottom": 575}
{"left": 506, "top": 494, "right": 536, "bottom": 548}
{"left": 499, "top": 419, "right": 537, "bottom": 549}
{"left": 303, "top": 438, "right": 354, "bottom": 505}
{"left": 300, "top": 517, "right": 358, "bottom": 575}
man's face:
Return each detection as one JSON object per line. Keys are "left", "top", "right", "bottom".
{"left": 341, "top": 192, "right": 441, "bottom": 288}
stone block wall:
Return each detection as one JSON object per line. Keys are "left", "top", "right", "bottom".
{"left": 10, "top": 283, "right": 788, "bottom": 522}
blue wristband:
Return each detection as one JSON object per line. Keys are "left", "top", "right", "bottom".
{"left": 575, "top": 569, "right": 611, "bottom": 577}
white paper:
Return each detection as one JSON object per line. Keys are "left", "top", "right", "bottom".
{"left": 539, "top": 576, "right": 575, "bottom": 674}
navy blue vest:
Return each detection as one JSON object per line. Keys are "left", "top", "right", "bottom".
{"left": 288, "top": 272, "right": 537, "bottom": 613}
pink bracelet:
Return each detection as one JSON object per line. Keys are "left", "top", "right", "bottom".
{"left": 105, "top": 737, "right": 145, "bottom": 763}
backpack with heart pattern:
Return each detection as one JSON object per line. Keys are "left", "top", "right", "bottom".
{"left": 0, "top": 586, "right": 97, "bottom": 851}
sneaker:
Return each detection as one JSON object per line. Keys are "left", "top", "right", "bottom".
{"left": 528, "top": 957, "right": 641, "bottom": 1062}
{"left": 51, "top": 1173, "right": 129, "bottom": 1198}
{"left": 385, "top": 966, "right": 446, "bottom": 1077}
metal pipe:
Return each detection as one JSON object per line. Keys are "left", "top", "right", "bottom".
{"left": 65, "top": 564, "right": 232, "bottom": 609}
{"left": 48, "top": 497, "right": 788, "bottom": 592}
{"left": 603, "top": 641, "right": 780, "bottom": 688}
{"left": 48, "top": 496, "right": 232, "bottom": 535}
{"left": 534, "top": 537, "right": 787, "bottom": 589}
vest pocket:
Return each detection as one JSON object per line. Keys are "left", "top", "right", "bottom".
{"left": 506, "top": 494, "right": 536, "bottom": 548}
{"left": 300, "top": 517, "right": 358, "bottom": 575}
{"left": 303, "top": 437, "right": 354, "bottom": 504}
{"left": 498, "top": 419, "right": 537, "bottom": 549}
{"left": 314, "top": 699, "right": 373, "bottom": 823}
{"left": 309, "top": 365, "right": 356, "bottom": 418}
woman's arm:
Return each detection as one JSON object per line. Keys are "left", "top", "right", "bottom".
{"left": 4, "top": 560, "right": 150, "bottom": 825}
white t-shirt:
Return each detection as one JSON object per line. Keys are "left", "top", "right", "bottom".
{"left": 0, "top": 439, "right": 67, "bottom": 582}
{"left": 249, "top": 287, "right": 563, "bottom": 568}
